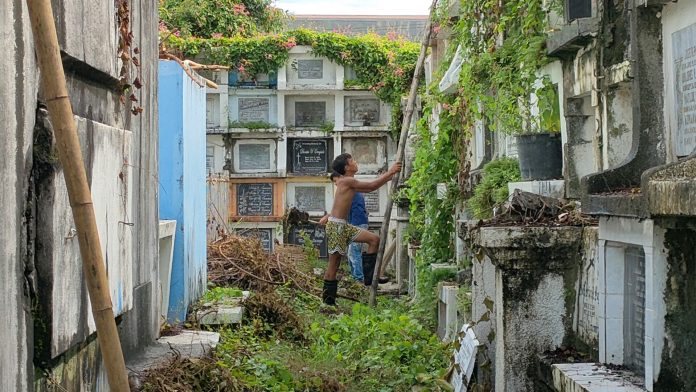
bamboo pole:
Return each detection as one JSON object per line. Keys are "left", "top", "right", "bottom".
{"left": 370, "top": 0, "right": 437, "bottom": 306}
{"left": 26, "top": 0, "right": 130, "bottom": 390}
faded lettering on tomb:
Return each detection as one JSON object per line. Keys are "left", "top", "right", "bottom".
{"left": 295, "top": 101, "right": 326, "bottom": 127}
{"left": 238, "top": 98, "right": 270, "bottom": 123}
{"left": 673, "top": 23, "right": 696, "bottom": 156}
{"left": 364, "top": 191, "right": 380, "bottom": 213}
{"left": 238, "top": 143, "right": 271, "bottom": 170}
{"left": 350, "top": 139, "right": 378, "bottom": 165}
{"left": 295, "top": 186, "right": 325, "bottom": 212}
{"left": 347, "top": 98, "right": 380, "bottom": 124}
{"left": 297, "top": 59, "right": 323, "bottom": 79}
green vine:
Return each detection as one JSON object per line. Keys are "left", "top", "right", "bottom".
{"left": 450, "top": 0, "right": 558, "bottom": 135}
{"left": 159, "top": 0, "right": 288, "bottom": 39}
{"left": 160, "top": 29, "right": 420, "bottom": 137}
{"left": 468, "top": 157, "right": 521, "bottom": 219}
{"left": 403, "top": 0, "right": 558, "bottom": 314}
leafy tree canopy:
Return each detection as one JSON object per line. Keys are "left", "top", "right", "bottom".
{"left": 159, "top": 0, "right": 288, "bottom": 38}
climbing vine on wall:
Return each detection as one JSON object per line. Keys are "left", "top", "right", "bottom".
{"left": 444, "top": 0, "right": 557, "bottom": 135}
{"left": 160, "top": 29, "right": 420, "bottom": 136}
{"left": 403, "top": 0, "right": 556, "bottom": 313}
{"left": 159, "top": 0, "right": 288, "bottom": 38}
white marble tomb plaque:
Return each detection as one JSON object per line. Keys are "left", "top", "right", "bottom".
{"left": 348, "top": 98, "right": 380, "bottom": 124}
{"left": 238, "top": 144, "right": 271, "bottom": 170}
{"left": 297, "top": 59, "right": 323, "bottom": 79}
{"left": 238, "top": 98, "right": 270, "bottom": 123}
{"left": 295, "top": 186, "right": 326, "bottom": 212}
{"left": 364, "top": 191, "right": 380, "bottom": 213}
{"left": 673, "top": 23, "right": 696, "bottom": 156}
{"left": 350, "top": 139, "right": 379, "bottom": 165}
{"left": 295, "top": 102, "right": 326, "bottom": 127}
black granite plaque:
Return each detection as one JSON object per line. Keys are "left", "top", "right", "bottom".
{"left": 238, "top": 143, "right": 271, "bottom": 170}
{"left": 236, "top": 228, "right": 273, "bottom": 252}
{"left": 238, "top": 98, "right": 270, "bottom": 122}
{"left": 364, "top": 191, "right": 380, "bottom": 213}
{"left": 673, "top": 23, "right": 696, "bottom": 156}
{"left": 237, "top": 183, "right": 274, "bottom": 216}
{"left": 295, "top": 186, "right": 325, "bottom": 212}
{"left": 347, "top": 98, "right": 380, "bottom": 124}
{"left": 566, "top": 0, "right": 591, "bottom": 21}
{"left": 295, "top": 102, "right": 326, "bottom": 127}
{"left": 288, "top": 223, "right": 327, "bottom": 258}
{"left": 297, "top": 59, "right": 323, "bottom": 79}
{"left": 292, "top": 139, "right": 328, "bottom": 173}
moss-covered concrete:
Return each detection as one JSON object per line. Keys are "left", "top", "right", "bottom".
{"left": 655, "top": 227, "right": 696, "bottom": 391}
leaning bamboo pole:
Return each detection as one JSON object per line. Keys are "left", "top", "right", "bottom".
{"left": 369, "top": 0, "right": 437, "bottom": 306}
{"left": 25, "top": 0, "right": 130, "bottom": 390}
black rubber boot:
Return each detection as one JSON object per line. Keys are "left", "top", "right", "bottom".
{"left": 322, "top": 280, "right": 338, "bottom": 306}
{"left": 362, "top": 253, "right": 377, "bottom": 286}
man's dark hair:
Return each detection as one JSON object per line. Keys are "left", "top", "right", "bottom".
{"left": 330, "top": 153, "right": 352, "bottom": 181}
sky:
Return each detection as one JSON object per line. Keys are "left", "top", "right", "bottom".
{"left": 274, "top": 0, "right": 430, "bottom": 15}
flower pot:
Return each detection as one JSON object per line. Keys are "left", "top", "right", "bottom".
{"left": 515, "top": 132, "right": 562, "bottom": 180}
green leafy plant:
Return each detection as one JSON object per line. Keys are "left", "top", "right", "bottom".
{"left": 159, "top": 0, "right": 287, "bottom": 39}
{"left": 160, "top": 29, "right": 420, "bottom": 138}
{"left": 201, "top": 286, "right": 244, "bottom": 304}
{"left": 468, "top": 157, "right": 521, "bottom": 219}
{"left": 228, "top": 120, "right": 277, "bottom": 129}
{"left": 319, "top": 121, "right": 335, "bottom": 134}
{"left": 446, "top": 0, "right": 557, "bottom": 135}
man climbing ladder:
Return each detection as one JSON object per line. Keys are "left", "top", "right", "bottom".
{"left": 319, "top": 153, "right": 401, "bottom": 305}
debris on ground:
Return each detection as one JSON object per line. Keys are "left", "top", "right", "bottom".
{"left": 139, "top": 352, "right": 244, "bottom": 392}
{"left": 207, "top": 235, "right": 360, "bottom": 302}
{"left": 481, "top": 189, "right": 597, "bottom": 227}
{"left": 243, "top": 290, "right": 306, "bottom": 341}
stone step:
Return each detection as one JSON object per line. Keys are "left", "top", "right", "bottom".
{"left": 552, "top": 363, "right": 647, "bottom": 392}
{"left": 195, "top": 290, "right": 250, "bottom": 326}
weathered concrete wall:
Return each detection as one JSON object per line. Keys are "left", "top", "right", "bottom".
{"left": 0, "top": 2, "right": 37, "bottom": 391}
{"left": 471, "top": 254, "right": 497, "bottom": 388}
{"left": 118, "top": 0, "right": 161, "bottom": 359}
{"left": 159, "top": 61, "right": 208, "bottom": 323}
{"left": 34, "top": 115, "right": 134, "bottom": 360}
{"left": 465, "top": 226, "right": 583, "bottom": 392}
{"left": 573, "top": 227, "right": 599, "bottom": 350}
{"left": 2, "top": 0, "right": 159, "bottom": 390}
{"left": 655, "top": 225, "right": 696, "bottom": 391}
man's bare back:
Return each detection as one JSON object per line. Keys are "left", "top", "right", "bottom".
{"left": 329, "top": 163, "right": 402, "bottom": 220}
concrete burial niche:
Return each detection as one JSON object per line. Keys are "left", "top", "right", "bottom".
{"left": 464, "top": 224, "right": 589, "bottom": 391}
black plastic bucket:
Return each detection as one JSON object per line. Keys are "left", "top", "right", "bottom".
{"left": 516, "top": 133, "right": 563, "bottom": 180}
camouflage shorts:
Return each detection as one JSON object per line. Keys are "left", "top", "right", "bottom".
{"left": 326, "top": 217, "right": 362, "bottom": 255}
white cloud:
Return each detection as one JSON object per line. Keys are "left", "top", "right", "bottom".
{"left": 274, "top": 0, "right": 430, "bottom": 15}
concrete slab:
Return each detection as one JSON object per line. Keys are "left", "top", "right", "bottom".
{"left": 508, "top": 180, "right": 565, "bottom": 199}
{"left": 126, "top": 330, "right": 220, "bottom": 376}
{"left": 552, "top": 363, "right": 646, "bottom": 392}
{"left": 197, "top": 306, "right": 244, "bottom": 325}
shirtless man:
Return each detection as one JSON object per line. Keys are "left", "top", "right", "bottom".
{"left": 319, "top": 153, "right": 401, "bottom": 305}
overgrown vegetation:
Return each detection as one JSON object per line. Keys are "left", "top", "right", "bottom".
{"left": 159, "top": 0, "right": 288, "bottom": 39}
{"left": 160, "top": 29, "right": 420, "bottom": 137}
{"left": 433, "top": 0, "right": 559, "bottom": 135}
{"left": 468, "top": 157, "right": 521, "bottom": 219}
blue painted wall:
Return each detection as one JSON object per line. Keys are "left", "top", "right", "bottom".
{"left": 158, "top": 61, "right": 207, "bottom": 323}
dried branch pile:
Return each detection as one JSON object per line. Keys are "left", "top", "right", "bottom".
{"left": 208, "top": 235, "right": 313, "bottom": 290}
{"left": 484, "top": 189, "right": 597, "bottom": 227}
